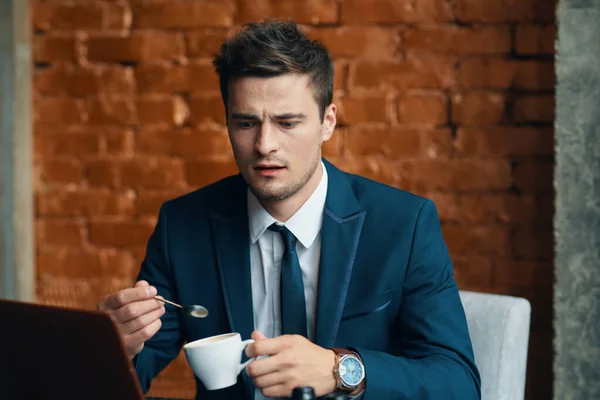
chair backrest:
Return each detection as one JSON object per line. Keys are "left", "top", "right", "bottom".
{"left": 459, "top": 290, "right": 531, "bottom": 400}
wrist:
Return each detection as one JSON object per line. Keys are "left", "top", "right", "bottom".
{"left": 326, "top": 349, "right": 338, "bottom": 393}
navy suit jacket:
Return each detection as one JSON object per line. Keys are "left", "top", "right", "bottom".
{"left": 133, "top": 159, "right": 481, "bottom": 399}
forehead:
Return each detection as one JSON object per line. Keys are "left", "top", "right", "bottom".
{"left": 227, "top": 74, "right": 318, "bottom": 113}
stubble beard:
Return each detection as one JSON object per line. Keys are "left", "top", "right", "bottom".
{"left": 248, "top": 155, "right": 320, "bottom": 202}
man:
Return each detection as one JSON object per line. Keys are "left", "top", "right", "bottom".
{"left": 98, "top": 19, "right": 481, "bottom": 400}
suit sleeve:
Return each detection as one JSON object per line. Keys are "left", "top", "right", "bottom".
{"left": 353, "top": 199, "right": 481, "bottom": 400}
{"left": 132, "top": 202, "right": 185, "bottom": 393}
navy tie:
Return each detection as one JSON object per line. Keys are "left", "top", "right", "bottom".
{"left": 269, "top": 224, "right": 308, "bottom": 337}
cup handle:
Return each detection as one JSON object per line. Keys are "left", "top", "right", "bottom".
{"left": 238, "top": 338, "right": 255, "bottom": 373}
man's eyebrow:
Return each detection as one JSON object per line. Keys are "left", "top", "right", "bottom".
{"left": 273, "top": 113, "right": 307, "bottom": 120}
{"left": 230, "top": 113, "right": 259, "bottom": 120}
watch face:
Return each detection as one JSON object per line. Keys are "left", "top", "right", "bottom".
{"left": 339, "top": 356, "right": 364, "bottom": 387}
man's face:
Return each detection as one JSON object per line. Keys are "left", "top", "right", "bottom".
{"left": 226, "top": 73, "right": 336, "bottom": 202}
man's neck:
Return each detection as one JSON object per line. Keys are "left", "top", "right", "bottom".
{"left": 260, "top": 163, "right": 324, "bottom": 223}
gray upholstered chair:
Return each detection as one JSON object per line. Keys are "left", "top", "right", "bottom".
{"left": 459, "top": 290, "right": 532, "bottom": 400}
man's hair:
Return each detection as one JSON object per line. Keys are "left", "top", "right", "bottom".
{"left": 213, "top": 19, "right": 334, "bottom": 120}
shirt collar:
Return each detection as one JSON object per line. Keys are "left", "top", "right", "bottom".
{"left": 248, "top": 161, "right": 328, "bottom": 249}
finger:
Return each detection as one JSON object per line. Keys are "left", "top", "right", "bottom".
{"left": 127, "top": 343, "right": 144, "bottom": 359}
{"left": 103, "top": 285, "right": 158, "bottom": 310}
{"left": 112, "top": 298, "right": 163, "bottom": 324}
{"left": 252, "top": 330, "right": 268, "bottom": 340}
{"left": 246, "top": 351, "right": 293, "bottom": 377}
{"left": 251, "top": 335, "right": 298, "bottom": 357}
{"left": 246, "top": 356, "right": 279, "bottom": 377}
{"left": 119, "top": 305, "right": 166, "bottom": 335}
{"left": 125, "top": 317, "right": 162, "bottom": 347}
{"left": 246, "top": 331, "right": 269, "bottom": 357}
{"left": 253, "top": 371, "right": 286, "bottom": 389}
{"left": 246, "top": 343, "right": 257, "bottom": 358}
{"left": 98, "top": 282, "right": 149, "bottom": 311}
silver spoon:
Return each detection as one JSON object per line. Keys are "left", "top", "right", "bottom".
{"left": 154, "top": 295, "right": 209, "bottom": 318}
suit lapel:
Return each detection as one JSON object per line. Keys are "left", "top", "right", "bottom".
{"left": 209, "top": 176, "right": 254, "bottom": 342}
{"left": 209, "top": 176, "right": 255, "bottom": 398}
{"left": 315, "top": 160, "right": 366, "bottom": 348}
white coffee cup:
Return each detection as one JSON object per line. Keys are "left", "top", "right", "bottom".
{"left": 183, "top": 332, "right": 255, "bottom": 390}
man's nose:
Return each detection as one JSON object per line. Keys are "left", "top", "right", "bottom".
{"left": 254, "top": 122, "right": 279, "bottom": 156}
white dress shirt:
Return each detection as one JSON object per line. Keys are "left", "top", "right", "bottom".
{"left": 247, "top": 163, "right": 328, "bottom": 400}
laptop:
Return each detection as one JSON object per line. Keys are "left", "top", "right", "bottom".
{"left": 0, "top": 298, "right": 146, "bottom": 400}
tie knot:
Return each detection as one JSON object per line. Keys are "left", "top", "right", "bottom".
{"left": 268, "top": 224, "right": 297, "bottom": 253}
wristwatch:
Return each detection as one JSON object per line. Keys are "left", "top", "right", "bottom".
{"left": 330, "top": 348, "right": 365, "bottom": 393}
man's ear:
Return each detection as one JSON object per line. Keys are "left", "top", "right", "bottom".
{"left": 322, "top": 103, "right": 337, "bottom": 142}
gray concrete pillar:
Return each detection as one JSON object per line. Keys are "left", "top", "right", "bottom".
{"left": 554, "top": 0, "right": 600, "bottom": 398}
{"left": 0, "top": 0, "right": 34, "bottom": 301}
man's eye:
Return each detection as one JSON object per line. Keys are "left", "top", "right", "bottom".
{"left": 237, "top": 121, "right": 255, "bottom": 129}
{"left": 280, "top": 121, "right": 298, "bottom": 129}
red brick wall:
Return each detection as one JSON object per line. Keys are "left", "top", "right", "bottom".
{"left": 32, "top": 1, "right": 556, "bottom": 398}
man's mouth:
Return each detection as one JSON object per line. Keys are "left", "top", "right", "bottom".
{"left": 254, "top": 164, "right": 286, "bottom": 176}
{"left": 255, "top": 164, "right": 285, "bottom": 170}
